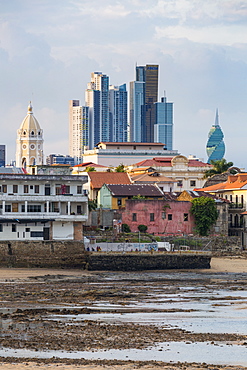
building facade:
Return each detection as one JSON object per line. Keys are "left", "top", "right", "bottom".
{"left": 85, "top": 72, "right": 110, "bottom": 149}
{"left": 46, "top": 154, "right": 75, "bottom": 166}
{"left": 0, "top": 174, "right": 88, "bottom": 241}
{"left": 16, "top": 103, "right": 44, "bottom": 171}
{"left": 109, "top": 84, "right": 128, "bottom": 142}
{"left": 154, "top": 96, "right": 173, "bottom": 150}
{"left": 69, "top": 100, "right": 89, "bottom": 164}
{"left": 129, "top": 81, "right": 145, "bottom": 142}
{"left": 0, "top": 145, "right": 5, "bottom": 167}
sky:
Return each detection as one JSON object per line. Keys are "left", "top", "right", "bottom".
{"left": 0, "top": 0, "right": 247, "bottom": 168}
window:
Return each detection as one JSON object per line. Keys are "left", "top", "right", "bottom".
{"left": 21, "top": 205, "right": 41, "bottom": 212}
{"left": 162, "top": 212, "right": 166, "bottom": 219}
{"left": 25, "top": 228, "right": 30, "bottom": 232}
{"left": 30, "top": 185, "right": 33, "bottom": 189}
{"left": 150, "top": 213, "right": 155, "bottom": 222}
{"left": 132, "top": 213, "right": 137, "bottom": 222}
{"left": 225, "top": 195, "right": 228, "bottom": 200}
{"left": 24, "top": 185, "right": 28, "bottom": 193}
{"left": 168, "top": 214, "right": 172, "bottom": 220}
{"left": 117, "top": 198, "right": 122, "bottom": 206}
{"left": 13, "top": 185, "right": 18, "bottom": 193}
{"left": 2, "top": 185, "right": 7, "bottom": 193}
{"left": 12, "top": 224, "right": 16, "bottom": 232}
{"left": 31, "top": 231, "right": 43, "bottom": 237}
{"left": 77, "top": 205, "right": 82, "bottom": 214}
{"left": 177, "top": 180, "right": 183, "bottom": 187}
{"left": 5, "top": 205, "right": 11, "bottom": 212}
{"left": 77, "top": 185, "right": 82, "bottom": 194}
{"left": 230, "top": 195, "right": 233, "bottom": 202}
{"left": 184, "top": 213, "right": 189, "bottom": 221}
{"left": 35, "top": 185, "right": 39, "bottom": 194}
{"left": 190, "top": 180, "right": 196, "bottom": 187}
{"left": 0, "top": 224, "right": 3, "bottom": 232}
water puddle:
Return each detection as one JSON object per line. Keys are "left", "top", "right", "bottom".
{"left": 0, "top": 341, "right": 247, "bottom": 366}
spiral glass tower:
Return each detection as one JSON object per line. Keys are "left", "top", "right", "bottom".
{"left": 206, "top": 109, "right": 225, "bottom": 164}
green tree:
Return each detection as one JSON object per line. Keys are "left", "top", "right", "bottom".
{"left": 132, "top": 194, "right": 146, "bottom": 199}
{"left": 138, "top": 224, "right": 148, "bottom": 233}
{"left": 115, "top": 163, "right": 126, "bottom": 172}
{"left": 88, "top": 199, "right": 97, "bottom": 211}
{"left": 85, "top": 166, "right": 96, "bottom": 172}
{"left": 190, "top": 197, "right": 218, "bottom": 236}
{"left": 203, "top": 159, "right": 234, "bottom": 178}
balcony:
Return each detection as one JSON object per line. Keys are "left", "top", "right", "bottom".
{"left": 0, "top": 211, "right": 88, "bottom": 222}
{"left": 229, "top": 203, "right": 245, "bottom": 210}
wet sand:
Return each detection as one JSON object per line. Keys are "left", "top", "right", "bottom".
{"left": 0, "top": 257, "right": 247, "bottom": 370}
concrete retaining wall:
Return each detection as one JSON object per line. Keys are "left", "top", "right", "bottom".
{"left": 87, "top": 252, "right": 211, "bottom": 271}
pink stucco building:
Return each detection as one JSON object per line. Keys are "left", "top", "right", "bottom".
{"left": 120, "top": 199, "right": 195, "bottom": 235}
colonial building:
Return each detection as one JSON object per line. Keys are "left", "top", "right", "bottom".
{"left": 16, "top": 103, "right": 44, "bottom": 172}
{"left": 130, "top": 155, "right": 211, "bottom": 192}
{"left": 98, "top": 183, "right": 164, "bottom": 209}
{"left": 0, "top": 173, "right": 88, "bottom": 241}
{"left": 82, "top": 142, "right": 179, "bottom": 167}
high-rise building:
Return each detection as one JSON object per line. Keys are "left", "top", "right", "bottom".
{"left": 16, "top": 102, "right": 44, "bottom": 171}
{"left": 154, "top": 96, "right": 173, "bottom": 150}
{"left": 85, "top": 72, "right": 110, "bottom": 149}
{"left": 46, "top": 154, "right": 75, "bottom": 166}
{"left": 69, "top": 100, "right": 89, "bottom": 164}
{"left": 129, "top": 81, "right": 145, "bottom": 142}
{"left": 0, "top": 145, "right": 6, "bottom": 167}
{"left": 109, "top": 84, "right": 128, "bottom": 142}
{"left": 206, "top": 109, "right": 225, "bottom": 164}
{"left": 130, "top": 64, "right": 159, "bottom": 142}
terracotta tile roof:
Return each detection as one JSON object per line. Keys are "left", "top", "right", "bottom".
{"left": 74, "top": 162, "right": 107, "bottom": 168}
{"left": 196, "top": 173, "right": 247, "bottom": 192}
{"left": 105, "top": 184, "right": 164, "bottom": 197}
{"left": 134, "top": 157, "right": 210, "bottom": 168}
{"left": 89, "top": 172, "right": 131, "bottom": 189}
{"left": 130, "top": 173, "right": 176, "bottom": 183}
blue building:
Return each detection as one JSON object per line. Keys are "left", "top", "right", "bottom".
{"left": 86, "top": 72, "right": 110, "bottom": 149}
{"left": 0, "top": 145, "right": 5, "bottom": 167}
{"left": 206, "top": 109, "right": 225, "bottom": 164}
{"left": 154, "top": 96, "right": 173, "bottom": 150}
{"left": 129, "top": 81, "right": 145, "bottom": 142}
{"left": 109, "top": 84, "right": 128, "bottom": 142}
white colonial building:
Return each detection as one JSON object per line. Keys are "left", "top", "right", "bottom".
{"left": 16, "top": 102, "right": 44, "bottom": 172}
{"left": 0, "top": 173, "right": 88, "bottom": 241}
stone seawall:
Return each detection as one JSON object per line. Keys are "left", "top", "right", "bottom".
{"left": 87, "top": 252, "right": 211, "bottom": 271}
{"left": 0, "top": 241, "right": 211, "bottom": 270}
{"left": 0, "top": 240, "right": 86, "bottom": 268}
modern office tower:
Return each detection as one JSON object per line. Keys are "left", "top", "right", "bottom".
{"left": 206, "top": 109, "right": 225, "bottom": 164}
{"left": 109, "top": 84, "right": 128, "bottom": 143}
{"left": 0, "top": 145, "right": 6, "bottom": 167}
{"left": 69, "top": 100, "right": 89, "bottom": 164}
{"left": 16, "top": 102, "right": 44, "bottom": 170}
{"left": 85, "top": 72, "right": 110, "bottom": 149}
{"left": 154, "top": 96, "right": 173, "bottom": 150}
{"left": 130, "top": 64, "right": 159, "bottom": 142}
{"left": 46, "top": 154, "right": 75, "bottom": 166}
{"left": 129, "top": 81, "right": 145, "bottom": 142}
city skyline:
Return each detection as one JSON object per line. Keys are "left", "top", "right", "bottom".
{"left": 1, "top": 1, "right": 247, "bottom": 168}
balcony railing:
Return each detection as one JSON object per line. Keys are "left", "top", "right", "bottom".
{"left": 229, "top": 203, "right": 245, "bottom": 209}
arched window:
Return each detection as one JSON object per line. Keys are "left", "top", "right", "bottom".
{"left": 241, "top": 195, "right": 244, "bottom": 207}
{"left": 236, "top": 195, "right": 238, "bottom": 205}
{"left": 31, "top": 131, "right": 34, "bottom": 136}
{"left": 23, "top": 130, "right": 26, "bottom": 136}
{"left": 22, "top": 157, "right": 26, "bottom": 169}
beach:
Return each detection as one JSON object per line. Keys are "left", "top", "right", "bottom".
{"left": 0, "top": 256, "right": 247, "bottom": 370}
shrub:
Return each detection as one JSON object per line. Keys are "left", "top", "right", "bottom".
{"left": 138, "top": 224, "right": 148, "bottom": 233}
{"left": 122, "top": 223, "right": 131, "bottom": 232}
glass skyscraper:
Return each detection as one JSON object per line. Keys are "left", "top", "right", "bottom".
{"left": 109, "top": 84, "right": 128, "bottom": 143}
{"left": 154, "top": 96, "right": 173, "bottom": 150}
{"left": 130, "top": 64, "right": 159, "bottom": 142}
{"left": 206, "top": 109, "right": 225, "bottom": 164}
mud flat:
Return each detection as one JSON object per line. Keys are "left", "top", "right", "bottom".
{"left": 0, "top": 257, "right": 247, "bottom": 370}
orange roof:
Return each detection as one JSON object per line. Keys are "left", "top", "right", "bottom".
{"left": 134, "top": 157, "right": 210, "bottom": 168}
{"left": 196, "top": 173, "right": 247, "bottom": 192}
{"left": 130, "top": 173, "right": 176, "bottom": 183}
{"left": 73, "top": 162, "right": 107, "bottom": 168}
{"left": 88, "top": 171, "right": 131, "bottom": 189}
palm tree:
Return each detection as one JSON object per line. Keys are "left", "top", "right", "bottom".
{"left": 203, "top": 159, "right": 234, "bottom": 178}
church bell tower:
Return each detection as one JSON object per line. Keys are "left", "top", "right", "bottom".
{"left": 16, "top": 102, "right": 44, "bottom": 171}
